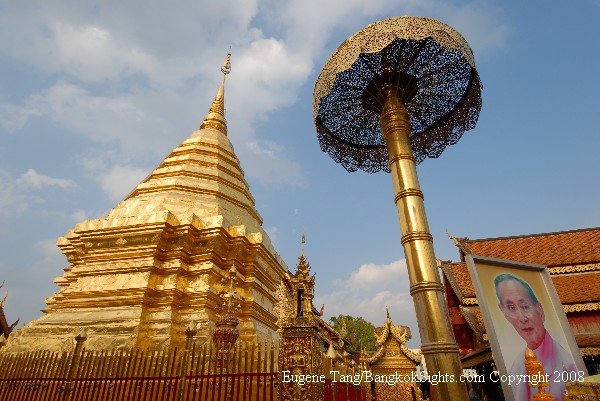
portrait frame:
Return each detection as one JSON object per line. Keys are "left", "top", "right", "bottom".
{"left": 464, "top": 254, "right": 588, "bottom": 401}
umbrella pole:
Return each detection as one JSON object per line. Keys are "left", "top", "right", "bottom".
{"left": 380, "top": 85, "right": 467, "bottom": 401}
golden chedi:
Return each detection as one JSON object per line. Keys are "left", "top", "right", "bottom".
{"left": 2, "top": 54, "right": 288, "bottom": 352}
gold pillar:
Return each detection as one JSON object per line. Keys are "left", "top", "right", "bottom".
{"left": 62, "top": 329, "right": 87, "bottom": 401}
{"left": 380, "top": 85, "right": 467, "bottom": 401}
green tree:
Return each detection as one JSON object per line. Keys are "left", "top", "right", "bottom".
{"left": 329, "top": 314, "right": 377, "bottom": 353}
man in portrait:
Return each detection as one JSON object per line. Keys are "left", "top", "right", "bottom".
{"left": 494, "top": 273, "right": 577, "bottom": 401}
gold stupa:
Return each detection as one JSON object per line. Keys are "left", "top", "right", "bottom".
{"left": 3, "top": 54, "right": 288, "bottom": 352}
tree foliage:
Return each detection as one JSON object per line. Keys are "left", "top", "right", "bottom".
{"left": 329, "top": 314, "right": 377, "bottom": 353}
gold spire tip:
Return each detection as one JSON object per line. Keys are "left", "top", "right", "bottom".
{"left": 200, "top": 51, "right": 231, "bottom": 134}
{"left": 221, "top": 52, "right": 231, "bottom": 75}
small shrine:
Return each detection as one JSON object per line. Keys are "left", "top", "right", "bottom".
{"left": 367, "top": 309, "right": 422, "bottom": 401}
{"left": 275, "top": 240, "right": 358, "bottom": 401}
{"left": 274, "top": 238, "right": 348, "bottom": 355}
{"left": 276, "top": 247, "right": 324, "bottom": 401}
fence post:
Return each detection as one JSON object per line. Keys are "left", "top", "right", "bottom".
{"left": 177, "top": 322, "right": 197, "bottom": 401}
{"left": 62, "top": 328, "right": 87, "bottom": 401}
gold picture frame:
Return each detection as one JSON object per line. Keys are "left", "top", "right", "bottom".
{"left": 464, "top": 254, "right": 588, "bottom": 401}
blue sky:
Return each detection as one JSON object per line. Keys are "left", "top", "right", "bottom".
{"left": 1, "top": 1, "right": 599, "bottom": 347}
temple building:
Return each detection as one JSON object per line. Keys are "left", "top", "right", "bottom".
{"left": 367, "top": 310, "right": 423, "bottom": 401}
{"left": 441, "top": 227, "right": 600, "bottom": 379}
{"left": 276, "top": 247, "right": 359, "bottom": 401}
{"left": 2, "top": 54, "right": 289, "bottom": 352}
{"left": 275, "top": 247, "right": 349, "bottom": 357}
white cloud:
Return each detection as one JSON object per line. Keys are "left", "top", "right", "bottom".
{"left": 1, "top": 82, "right": 148, "bottom": 144}
{"left": 0, "top": 239, "right": 67, "bottom": 328}
{"left": 348, "top": 260, "right": 406, "bottom": 287}
{"left": 16, "top": 169, "right": 76, "bottom": 189}
{"left": 0, "top": 1, "right": 510, "bottom": 188}
{"left": 0, "top": 168, "right": 76, "bottom": 218}
{"left": 265, "top": 226, "right": 279, "bottom": 243}
{"left": 0, "top": 170, "right": 29, "bottom": 217}
{"left": 100, "top": 165, "right": 149, "bottom": 201}
{"left": 36, "top": 239, "right": 63, "bottom": 262}
{"left": 75, "top": 150, "right": 151, "bottom": 201}
{"left": 228, "top": 37, "right": 311, "bottom": 116}
{"left": 315, "top": 259, "right": 419, "bottom": 345}
{"left": 245, "top": 141, "right": 306, "bottom": 187}
{"left": 435, "top": 2, "right": 511, "bottom": 57}
{"left": 0, "top": 101, "right": 43, "bottom": 132}
{"left": 70, "top": 210, "right": 88, "bottom": 221}
{"left": 0, "top": 1, "right": 260, "bottom": 85}
{"left": 49, "top": 22, "right": 154, "bottom": 83}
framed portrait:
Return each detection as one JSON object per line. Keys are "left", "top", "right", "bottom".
{"left": 464, "top": 254, "right": 588, "bottom": 401}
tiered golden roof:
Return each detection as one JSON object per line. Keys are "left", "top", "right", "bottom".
{"left": 369, "top": 309, "right": 421, "bottom": 367}
{"left": 367, "top": 310, "right": 422, "bottom": 401}
{"left": 2, "top": 54, "right": 288, "bottom": 352}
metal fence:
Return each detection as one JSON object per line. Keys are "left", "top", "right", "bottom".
{"left": 0, "top": 341, "right": 277, "bottom": 401}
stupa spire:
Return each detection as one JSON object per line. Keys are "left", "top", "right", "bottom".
{"left": 0, "top": 48, "right": 289, "bottom": 353}
{"left": 200, "top": 52, "right": 231, "bottom": 134}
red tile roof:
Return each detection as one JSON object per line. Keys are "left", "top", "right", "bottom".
{"left": 444, "top": 263, "right": 476, "bottom": 299}
{"left": 553, "top": 273, "right": 600, "bottom": 304}
{"left": 465, "top": 227, "right": 600, "bottom": 267}
{"left": 460, "top": 306, "right": 486, "bottom": 334}
{"left": 575, "top": 335, "right": 600, "bottom": 348}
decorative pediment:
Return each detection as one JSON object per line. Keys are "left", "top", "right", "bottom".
{"left": 369, "top": 309, "right": 421, "bottom": 365}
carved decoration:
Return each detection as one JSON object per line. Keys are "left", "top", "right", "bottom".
{"left": 369, "top": 310, "right": 421, "bottom": 365}
{"left": 313, "top": 16, "right": 481, "bottom": 172}
{"left": 369, "top": 311, "right": 422, "bottom": 401}
{"left": 274, "top": 280, "right": 293, "bottom": 328}
{"left": 548, "top": 263, "right": 600, "bottom": 274}
{"left": 213, "top": 266, "right": 244, "bottom": 348}
{"left": 279, "top": 336, "right": 323, "bottom": 401}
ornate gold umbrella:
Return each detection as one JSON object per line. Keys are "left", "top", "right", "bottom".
{"left": 313, "top": 16, "right": 482, "bottom": 400}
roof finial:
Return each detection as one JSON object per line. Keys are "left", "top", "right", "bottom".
{"left": 446, "top": 230, "right": 472, "bottom": 254}
{"left": 386, "top": 306, "right": 391, "bottom": 321}
{"left": 297, "top": 234, "right": 310, "bottom": 273}
{"left": 221, "top": 51, "right": 231, "bottom": 75}
{"left": 200, "top": 51, "right": 231, "bottom": 134}
{"left": 9, "top": 318, "right": 19, "bottom": 332}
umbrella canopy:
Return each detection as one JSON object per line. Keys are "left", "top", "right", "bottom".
{"left": 313, "top": 16, "right": 482, "bottom": 173}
